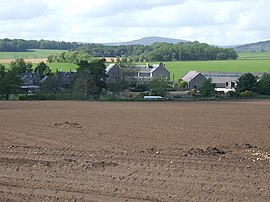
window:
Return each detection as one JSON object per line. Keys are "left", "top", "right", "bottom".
{"left": 139, "top": 73, "right": 150, "bottom": 77}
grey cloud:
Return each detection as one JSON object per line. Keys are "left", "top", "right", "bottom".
{"left": 0, "top": 0, "right": 269, "bottom": 46}
{"left": 63, "top": 0, "right": 187, "bottom": 18}
{"left": 0, "top": 0, "right": 48, "bottom": 20}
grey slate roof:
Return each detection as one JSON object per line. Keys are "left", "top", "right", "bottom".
{"left": 182, "top": 71, "right": 201, "bottom": 82}
{"left": 133, "top": 64, "right": 160, "bottom": 73}
{"left": 106, "top": 63, "right": 165, "bottom": 74}
{"left": 106, "top": 64, "right": 116, "bottom": 73}
{"left": 183, "top": 71, "right": 267, "bottom": 83}
{"left": 201, "top": 71, "right": 265, "bottom": 78}
{"left": 211, "top": 77, "right": 238, "bottom": 84}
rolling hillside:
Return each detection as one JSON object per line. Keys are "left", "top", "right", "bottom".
{"left": 234, "top": 40, "right": 270, "bottom": 53}
{"left": 103, "top": 36, "right": 189, "bottom": 46}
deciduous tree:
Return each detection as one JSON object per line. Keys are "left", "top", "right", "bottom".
{"left": 10, "top": 58, "right": 32, "bottom": 73}
{"left": 0, "top": 64, "right": 22, "bottom": 100}
{"left": 34, "top": 62, "right": 51, "bottom": 78}
{"left": 257, "top": 73, "right": 270, "bottom": 95}
{"left": 73, "top": 59, "right": 107, "bottom": 99}
{"left": 199, "top": 78, "right": 216, "bottom": 97}
{"left": 149, "top": 77, "right": 169, "bottom": 96}
{"left": 236, "top": 73, "right": 258, "bottom": 93}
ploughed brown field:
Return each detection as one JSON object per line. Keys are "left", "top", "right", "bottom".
{"left": 0, "top": 101, "right": 269, "bottom": 201}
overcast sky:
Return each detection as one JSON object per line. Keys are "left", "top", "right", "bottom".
{"left": 0, "top": 0, "right": 269, "bottom": 45}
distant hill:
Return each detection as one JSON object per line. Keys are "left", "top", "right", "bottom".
{"left": 104, "top": 36, "right": 189, "bottom": 46}
{"left": 234, "top": 40, "right": 270, "bottom": 53}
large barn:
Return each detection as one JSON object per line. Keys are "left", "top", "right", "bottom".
{"left": 182, "top": 71, "right": 265, "bottom": 90}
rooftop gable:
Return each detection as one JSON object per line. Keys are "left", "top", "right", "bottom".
{"left": 106, "top": 64, "right": 118, "bottom": 73}
{"left": 182, "top": 71, "right": 202, "bottom": 82}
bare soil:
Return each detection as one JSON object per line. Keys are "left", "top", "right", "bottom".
{"left": 0, "top": 100, "right": 269, "bottom": 201}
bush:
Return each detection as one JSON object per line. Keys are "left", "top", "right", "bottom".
{"left": 18, "top": 92, "right": 77, "bottom": 100}
{"left": 129, "top": 84, "right": 149, "bottom": 92}
{"left": 19, "top": 94, "right": 48, "bottom": 100}
{"left": 188, "top": 89, "right": 197, "bottom": 96}
{"left": 239, "top": 91, "right": 253, "bottom": 98}
{"left": 226, "top": 91, "right": 238, "bottom": 98}
{"left": 100, "top": 94, "right": 121, "bottom": 101}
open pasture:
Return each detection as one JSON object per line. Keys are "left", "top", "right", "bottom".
{"left": 0, "top": 101, "right": 269, "bottom": 201}
{"left": 238, "top": 52, "right": 270, "bottom": 60}
{"left": 0, "top": 49, "right": 64, "bottom": 60}
{"left": 165, "top": 59, "right": 270, "bottom": 80}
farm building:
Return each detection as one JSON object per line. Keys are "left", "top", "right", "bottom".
{"left": 182, "top": 71, "right": 265, "bottom": 90}
{"left": 106, "top": 63, "right": 170, "bottom": 84}
{"left": 18, "top": 71, "right": 77, "bottom": 90}
{"left": 181, "top": 71, "right": 207, "bottom": 90}
{"left": 19, "top": 72, "right": 42, "bottom": 86}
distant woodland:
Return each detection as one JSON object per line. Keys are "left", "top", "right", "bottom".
{"left": 0, "top": 38, "right": 237, "bottom": 61}
{"left": 0, "top": 38, "right": 81, "bottom": 51}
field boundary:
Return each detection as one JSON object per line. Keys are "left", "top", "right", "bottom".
{"left": 0, "top": 58, "right": 47, "bottom": 63}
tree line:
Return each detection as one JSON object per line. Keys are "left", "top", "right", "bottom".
{"left": 77, "top": 41, "right": 238, "bottom": 61}
{"left": 0, "top": 38, "right": 82, "bottom": 52}
{"left": 1, "top": 38, "right": 237, "bottom": 61}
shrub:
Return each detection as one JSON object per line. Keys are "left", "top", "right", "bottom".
{"left": 239, "top": 91, "right": 253, "bottom": 98}
{"left": 188, "top": 89, "right": 197, "bottom": 96}
{"left": 226, "top": 91, "right": 238, "bottom": 98}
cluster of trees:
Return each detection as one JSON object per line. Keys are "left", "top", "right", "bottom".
{"left": 0, "top": 57, "right": 109, "bottom": 100}
{"left": 77, "top": 44, "right": 147, "bottom": 58}
{"left": 198, "top": 73, "right": 270, "bottom": 98}
{"left": 144, "top": 42, "right": 237, "bottom": 61}
{"left": 0, "top": 38, "right": 82, "bottom": 52}
{"left": 47, "top": 51, "right": 93, "bottom": 64}
{"left": 235, "top": 73, "right": 270, "bottom": 96}
{"left": 0, "top": 58, "right": 52, "bottom": 99}
{"left": 78, "top": 41, "right": 238, "bottom": 61}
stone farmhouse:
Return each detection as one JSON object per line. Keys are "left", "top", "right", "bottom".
{"left": 182, "top": 71, "right": 265, "bottom": 90}
{"left": 19, "top": 70, "right": 76, "bottom": 94}
{"left": 19, "top": 72, "right": 44, "bottom": 94}
{"left": 106, "top": 63, "right": 170, "bottom": 84}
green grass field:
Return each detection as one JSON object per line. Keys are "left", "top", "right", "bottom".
{"left": 0, "top": 49, "right": 64, "bottom": 60}
{"left": 165, "top": 60, "right": 270, "bottom": 80}
{"left": 238, "top": 52, "right": 270, "bottom": 60}
{"left": 47, "top": 63, "right": 78, "bottom": 72}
